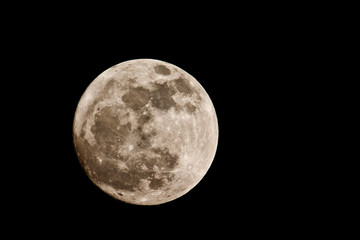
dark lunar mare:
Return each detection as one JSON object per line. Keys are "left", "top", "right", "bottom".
{"left": 122, "top": 86, "right": 151, "bottom": 111}
{"left": 149, "top": 82, "right": 177, "bottom": 111}
{"left": 173, "top": 77, "right": 194, "bottom": 95}
{"left": 154, "top": 64, "right": 171, "bottom": 75}
{"left": 77, "top": 126, "right": 179, "bottom": 192}
{"left": 76, "top": 103, "right": 180, "bottom": 193}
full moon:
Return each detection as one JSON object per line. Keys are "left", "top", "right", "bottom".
{"left": 73, "top": 59, "right": 218, "bottom": 205}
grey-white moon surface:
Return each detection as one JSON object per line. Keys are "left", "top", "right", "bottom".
{"left": 73, "top": 59, "right": 218, "bottom": 205}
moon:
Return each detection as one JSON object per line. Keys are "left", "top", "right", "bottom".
{"left": 73, "top": 59, "right": 218, "bottom": 205}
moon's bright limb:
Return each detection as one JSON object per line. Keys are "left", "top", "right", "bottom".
{"left": 73, "top": 59, "right": 218, "bottom": 205}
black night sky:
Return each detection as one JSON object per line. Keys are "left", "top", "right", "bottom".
{"left": 6, "top": 4, "right": 314, "bottom": 237}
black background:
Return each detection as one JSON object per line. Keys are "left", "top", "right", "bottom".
{"left": 5, "top": 3, "right": 317, "bottom": 237}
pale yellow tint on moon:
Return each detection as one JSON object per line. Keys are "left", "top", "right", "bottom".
{"left": 73, "top": 59, "right": 218, "bottom": 205}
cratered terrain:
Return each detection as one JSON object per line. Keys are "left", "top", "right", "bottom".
{"left": 73, "top": 59, "right": 218, "bottom": 205}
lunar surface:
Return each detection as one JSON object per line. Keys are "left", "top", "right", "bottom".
{"left": 73, "top": 59, "right": 218, "bottom": 205}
